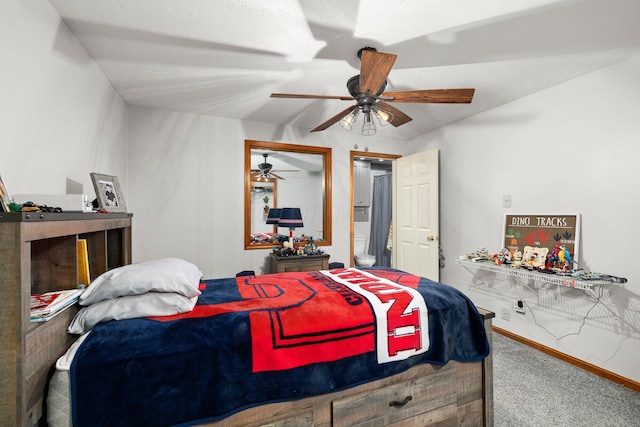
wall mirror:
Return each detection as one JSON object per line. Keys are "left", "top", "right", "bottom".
{"left": 244, "top": 140, "right": 332, "bottom": 250}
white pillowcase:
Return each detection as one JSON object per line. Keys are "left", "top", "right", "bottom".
{"left": 68, "top": 292, "right": 198, "bottom": 335}
{"left": 79, "top": 258, "right": 202, "bottom": 306}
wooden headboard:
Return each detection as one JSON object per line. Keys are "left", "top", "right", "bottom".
{"left": 0, "top": 213, "right": 132, "bottom": 426}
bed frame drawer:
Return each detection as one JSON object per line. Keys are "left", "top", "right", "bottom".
{"left": 332, "top": 364, "right": 457, "bottom": 426}
{"left": 240, "top": 408, "right": 313, "bottom": 427}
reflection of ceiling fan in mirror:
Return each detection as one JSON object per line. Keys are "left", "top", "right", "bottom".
{"left": 271, "top": 47, "right": 475, "bottom": 136}
{"left": 251, "top": 153, "right": 298, "bottom": 181}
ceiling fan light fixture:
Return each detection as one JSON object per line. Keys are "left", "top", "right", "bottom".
{"left": 361, "top": 111, "right": 376, "bottom": 136}
{"left": 373, "top": 104, "right": 394, "bottom": 126}
{"left": 339, "top": 107, "right": 360, "bottom": 131}
{"left": 270, "top": 49, "right": 474, "bottom": 135}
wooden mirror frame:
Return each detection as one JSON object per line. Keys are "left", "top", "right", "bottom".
{"left": 244, "top": 140, "right": 332, "bottom": 250}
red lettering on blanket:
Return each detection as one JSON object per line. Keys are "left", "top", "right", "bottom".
{"left": 376, "top": 290, "right": 422, "bottom": 355}
{"left": 324, "top": 269, "right": 429, "bottom": 363}
{"left": 357, "top": 282, "right": 422, "bottom": 355}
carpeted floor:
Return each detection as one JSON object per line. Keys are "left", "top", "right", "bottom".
{"left": 492, "top": 332, "right": 640, "bottom": 426}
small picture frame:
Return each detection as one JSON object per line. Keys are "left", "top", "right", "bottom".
{"left": 522, "top": 245, "right": 549, "bottom": 269}
{"left": 0, "top": 173, "right": 12, "bottom": 213}
{"left": 90, "top": 173, "right": 127, "bottom": 213}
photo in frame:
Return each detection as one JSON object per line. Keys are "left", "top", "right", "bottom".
{"left": 90, "top": 173, "right": 127, "bottom": 213}
{"left": 0, "top": 173, "right": 12, "bottom": 213}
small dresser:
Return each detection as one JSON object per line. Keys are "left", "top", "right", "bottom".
{"left": 270, "top": 253, "right": 330, "bottom": 273}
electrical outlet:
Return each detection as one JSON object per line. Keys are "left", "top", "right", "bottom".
{"left": 501, "top": 306, "right": 511, "bottom": 321}
{"left": 514, "top": 300, "right": 525, "bottom": 314}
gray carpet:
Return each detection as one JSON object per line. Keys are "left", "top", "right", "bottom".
{"left": 493, "top": 333, "right": 640, "bottom": 426}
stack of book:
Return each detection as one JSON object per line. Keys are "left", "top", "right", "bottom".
{"left": 30, "top": 288, "right": 84, "bottom": 322}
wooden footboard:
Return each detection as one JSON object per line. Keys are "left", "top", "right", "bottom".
{"left": 200, "top": 309, "right": 494, "bottom": 427}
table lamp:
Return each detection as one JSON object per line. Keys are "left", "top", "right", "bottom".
{"left": 278, "top": 207, "right": 303, "bottom": 246}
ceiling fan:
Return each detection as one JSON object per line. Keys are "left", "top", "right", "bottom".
{"left": 271, "top": 48, "right": 475, "bottom": 135}
{"left": 250, "top": 153, "right": 297, "bottom": 181}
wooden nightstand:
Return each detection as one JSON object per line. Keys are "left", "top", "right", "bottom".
{"left": 269, "top": 253, "right": 330, "bottom": 273}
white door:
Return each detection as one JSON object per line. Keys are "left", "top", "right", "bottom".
{"left": 392, "top": 149, "right": 439, "bottom": 281}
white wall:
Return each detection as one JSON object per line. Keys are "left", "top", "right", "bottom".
{"left": 126, "top": 106, "right": 406, "bottom": 278}
{"left": 408, "top": 55, "right": 640, "bottom": 383}
{"left": 0, "top": 1, "right": 128, "bottom": 197}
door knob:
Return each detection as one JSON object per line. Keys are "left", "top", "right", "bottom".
{"left": 427, "top": 235, "right": 438, "bottom": 241}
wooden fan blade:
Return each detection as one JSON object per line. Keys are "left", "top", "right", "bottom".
{"left": 359, "top": 50, "right": 397, "bottom": 95}
{"left": 269, "top": 172, "right": 285, "bottom": 180}
{"left": 382, "top": 89, "right": 475, "bottom": 103}
{"left": 376, "top": 101, "right": 413, "bottom": 127}
{"left": 271, "top": 93, "right": 353, "bottom": 101}
{"left": 310, "top": 105, "right": 357, "bottom": 132}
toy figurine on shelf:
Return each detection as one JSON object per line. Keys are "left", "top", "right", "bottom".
{"left": 570, "top": 269, "right": 627, "bottom": 283}
{"left": 492, "top": 248, "right": 512, "bottom": 265}
{"left": 545, "top": 243, "right": 573, "bottom": 272}
{"left": 513, "top": 249, "right": 522, "bottom": 262}
{"left": 509, "top": 249, "right": 523, "bottom": 268}
{"left": 465, "top": 247, "right": 493, "bottom": 262}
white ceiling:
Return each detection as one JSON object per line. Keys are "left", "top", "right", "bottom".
{"left": 48, "top": 0, "right": 640, "bottom": 140}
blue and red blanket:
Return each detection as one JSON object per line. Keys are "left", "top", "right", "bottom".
{"left": 70, "top": 268, "right": 489, "bottom": 427}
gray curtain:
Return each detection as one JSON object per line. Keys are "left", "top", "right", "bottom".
{"left": 369, "top": 174, "right": 392, "bottom": 267}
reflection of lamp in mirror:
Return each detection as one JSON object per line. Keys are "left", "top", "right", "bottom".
{"left": 278, "top": 207, "right": 303, "bottom": 245}
{"left": 265, "top": 208, "right": 281, "bottom": 225}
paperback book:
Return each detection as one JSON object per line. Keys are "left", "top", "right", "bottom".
{"left": 77, "top": 238, "right": 91, "bottom": 286}
{"left": 31, "top": 288, "right": 83, "bottom": 322}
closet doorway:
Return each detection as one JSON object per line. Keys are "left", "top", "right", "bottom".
{"left": 349, "top": 151, "right": 401, "bottom": 267}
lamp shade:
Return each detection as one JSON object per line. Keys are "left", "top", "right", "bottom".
{"left": 265, "top": 208, "right": 282, "bottom": 225}
{"left": 278, "top": 207, "right": 303, "bottom": 229}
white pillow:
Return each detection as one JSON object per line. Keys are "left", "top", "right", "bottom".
{"left": 79, "top": 258, "right": 202, "bottom": 306}
{"left": 68, "top": 292, "right": 198, "bottom": 335}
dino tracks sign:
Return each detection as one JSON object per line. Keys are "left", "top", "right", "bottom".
{"left": 503, "top": 214, "right": 581, "bottom": 263}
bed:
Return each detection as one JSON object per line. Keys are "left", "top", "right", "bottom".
{"left": 45, "top": 260, "right": 494, "bottom": 427}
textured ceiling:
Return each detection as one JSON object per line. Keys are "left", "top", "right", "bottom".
{"left": 49, "top": 0, "right": 640, "bottom": 140}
